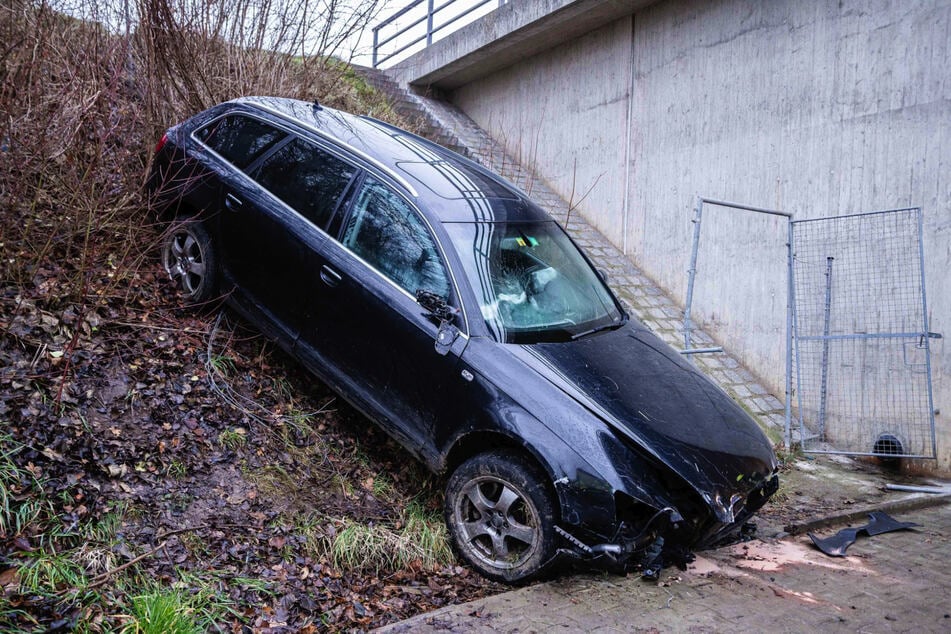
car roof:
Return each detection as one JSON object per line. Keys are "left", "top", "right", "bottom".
{"left": 232, "top": 96, "right": 551, "bottom": 224}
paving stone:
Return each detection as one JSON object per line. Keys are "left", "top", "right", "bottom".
{"left": 720, "top": 356, "right": 740, "bottom": 369}
{"left": 656, "top": 333, "right": 682, "bottom": 347}
{"left": 765, "top": 412, "right": 788, "bottom": 430}
{"left": 659, "top": 304, "right": 683, "bottom": 319}
{"left": 688, "top": 331, "right": 716, "bottom": 347}
{"left": 717, "top": 368, "right": 745, "bottom": 386}
{"left": 656, "top": 318, "right": 681, "bottom": 333}
{"left": 733, "top": 367, "right": 758, "bottom": 384}
{"left": 763, "top": 394, "right": 784, "bottom": 410}
{"left": 750, "top": 382, "right": 769, "bottom": 395}
{"left": 696, "top": 354, "right": 726, "bottom": 371}
{"left": 730, "top": 383, "right": 753, "bottom": 399}
{"left": 379, "top": 503, "right": 951, "bottom": 633}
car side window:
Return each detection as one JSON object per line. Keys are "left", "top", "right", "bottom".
{"left": 254, "top": 137, "right": 357, "bottom": 228}
{"left": 195, "top": 115, "right": 285, "bottom": 169}
{"left": 341, "top": 177, "right": 450, "bottom": 299}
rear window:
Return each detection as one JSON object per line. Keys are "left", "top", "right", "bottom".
{"left": 195, "top": 114, "right": 286, "bottom": 169}
{"left": 254, "top": 137, "right": 358, "bottom": 229}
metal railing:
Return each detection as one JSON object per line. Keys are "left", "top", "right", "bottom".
{"left": 373, "top": 0, "right": 507, "bottom": 68}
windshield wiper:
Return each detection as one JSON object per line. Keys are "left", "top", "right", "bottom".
{"left": 570, "top": 319, "right": 626, "bottom": 341}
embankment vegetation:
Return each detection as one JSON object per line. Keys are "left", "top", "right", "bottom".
{"left": 0, "top": 1, "right": 497, "bottom": 630}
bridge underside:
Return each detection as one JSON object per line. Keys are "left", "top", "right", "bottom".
{"left": 389, "top": 0, "right": 656, "bottom": 90}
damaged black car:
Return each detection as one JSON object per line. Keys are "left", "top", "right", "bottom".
{"left": 148, "top": 97, "right": 779, "bottom": 583}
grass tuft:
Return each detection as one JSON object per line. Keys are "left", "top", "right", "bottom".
{"left": 18, "top": 550, "right": 88, "bottom": 595}
{"left": 124, "top": 589, "right": 198, "bottom": 634}
{"left": 327, "top": 501, "right": 453, "bottom": 574}
{"left": 217, "top": 427, "right": 247, "bottom": 451}
{"left": 0, "top": 433, "right": 49, "bottom": 540}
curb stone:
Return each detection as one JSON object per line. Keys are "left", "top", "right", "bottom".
{"left": 783, "top": 492, "right": 951, "bottom": 536}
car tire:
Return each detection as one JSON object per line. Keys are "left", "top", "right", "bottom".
{"left": 161, "top": 217, "right": 218, "bottom": 303}
{"left": 445, "top": 450, "right": 557, "bottom": 583}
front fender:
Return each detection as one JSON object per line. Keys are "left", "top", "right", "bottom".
{"left": 444, "top": 339, "right": 688, "bottom": 542}
{"left": 440, "top": 413, "right": 619, "bottom": 539}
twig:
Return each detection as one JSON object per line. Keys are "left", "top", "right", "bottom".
{"left": 86, "top": 541, "right": 168, "bottom": 591}
{"left": 204, "top": 311, "right": 336, "bottom": 440}
{"left": 155, "top": 524, "right": 211, "bottom": 540}
{"left": 565, "top": 157, "right": 604, "bottom": 232}
{"left": 54, "top": 277, "right": 89, "bottom": 405}
{"left": 109, "top": 320, "right": 208, "bottom": 334}
{"left": 54, "top": 541, "right": 165, "bottom": 597}
{"left": 54, "top": 525, "right": 210, "bottom": 597}
{"left": 661, "top": 585, "right": 675, "bottom": 609}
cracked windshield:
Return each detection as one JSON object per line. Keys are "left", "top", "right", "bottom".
{"left": 445, "top": 221, "right": 624, "bottom": 343}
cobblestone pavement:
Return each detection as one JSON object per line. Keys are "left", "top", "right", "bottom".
{"left": 379, "top": 498, "right": 951, "bottom": 633}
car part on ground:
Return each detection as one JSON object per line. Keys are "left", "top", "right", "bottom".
{"left": 808, "top": 511, "right": 920, "bottom": 557}
{"left": 148, "top": 96, "right": 780, "bottom": 582}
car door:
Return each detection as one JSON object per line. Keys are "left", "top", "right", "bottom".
{"left": 213, "top": 124, "right": 358, "bottom": 339}
{"left": 193, "top": 112, "right": 295, "bottom": 331}
{"left": 296, "top": 175, "right": 468, "bottom": 459}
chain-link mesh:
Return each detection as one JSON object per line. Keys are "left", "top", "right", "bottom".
{"left": 791, "top": 208, "right": 936, "bottom": 457}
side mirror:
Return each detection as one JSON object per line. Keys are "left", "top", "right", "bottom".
{"left": 416, "top": 290, "right": 460, "bottom": 355}
{"left": 597, "top": 268, "right": 609, "bottom": 285}
{"left": 416, "top": 290, "right": 456, "bottom": 322}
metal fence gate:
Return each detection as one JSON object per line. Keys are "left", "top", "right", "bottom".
{"left": 790, "top": 208, "right": 938, "bottom": 458}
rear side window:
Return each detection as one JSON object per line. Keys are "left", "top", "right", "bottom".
{"left": 254, "top": 138, "right": 357, "bottom": 229}
{"left": 341, "top": 177, "right": 450, "bottom": 299}
{"left": 195, "top": 114, "right": 285, "bottom": 169}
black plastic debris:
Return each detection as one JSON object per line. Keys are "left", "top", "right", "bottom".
{"left": 640, "top": 536, "right": 665, "bottom": 580}
{"left": 808, "top": 511, "right": 920, "bottom": 557}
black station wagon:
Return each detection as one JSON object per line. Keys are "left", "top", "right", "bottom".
{"left": 148, "top": 97, "right": 778, "bottom": 582}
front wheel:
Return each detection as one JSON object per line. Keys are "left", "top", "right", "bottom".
{"left": 161, "top": 217, "right": 218, "bottom": 303}
{"left": 445, "top": 450, "right": 557, "bottom": 583}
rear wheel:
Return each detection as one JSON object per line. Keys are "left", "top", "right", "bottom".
{"left": 161, "top": 217, "right": 217, "bottom": 303}
{"left": 445, "top": 450, "right": 557, "bottom": 583}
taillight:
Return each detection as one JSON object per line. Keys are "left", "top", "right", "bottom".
{"left": 154, "top": 133, "right": 168, "bottom": 153}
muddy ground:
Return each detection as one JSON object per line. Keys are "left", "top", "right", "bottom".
{"left": 1, "top": 264, "right": 504, "bottom": 631}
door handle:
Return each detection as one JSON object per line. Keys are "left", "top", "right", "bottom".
{"left": 320, "top": 265, "right": 342, "bottom": 287}
{"left": 224, "top": 193, "right": 243, "bottom": 211}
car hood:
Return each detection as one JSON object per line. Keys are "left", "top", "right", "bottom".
{"left": 512, "top": 322, "right": 778, "bottom": 523}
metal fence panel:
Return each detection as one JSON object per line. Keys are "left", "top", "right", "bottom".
{"left": 790, "top": 208, "right": 937, "bottom": 458}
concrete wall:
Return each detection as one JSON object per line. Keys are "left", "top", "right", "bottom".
{"left": 453, "top": 17, "right": 633, "bottom": 242}
{"left": 450, "top": 0, "right": 951, "bottom": 468}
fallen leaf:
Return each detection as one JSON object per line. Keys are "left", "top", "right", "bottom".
{"left": 0, "top": 568, "right": 19, "bottom": 590}
{"left": 13, "top": 536, "right": 34, "bottom": 552}
{"left": 41, "top": 447, "right": 64, "bottom": 461}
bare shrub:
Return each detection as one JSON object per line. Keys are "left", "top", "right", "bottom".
{"left": 0, "top": 1, "right": 145, "bottom": 299}
{"left": 0, "top": 0, "right": 393, "bottom": 306}
{"left": 135, "top": 0, "right": 387, "bottom": 133}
